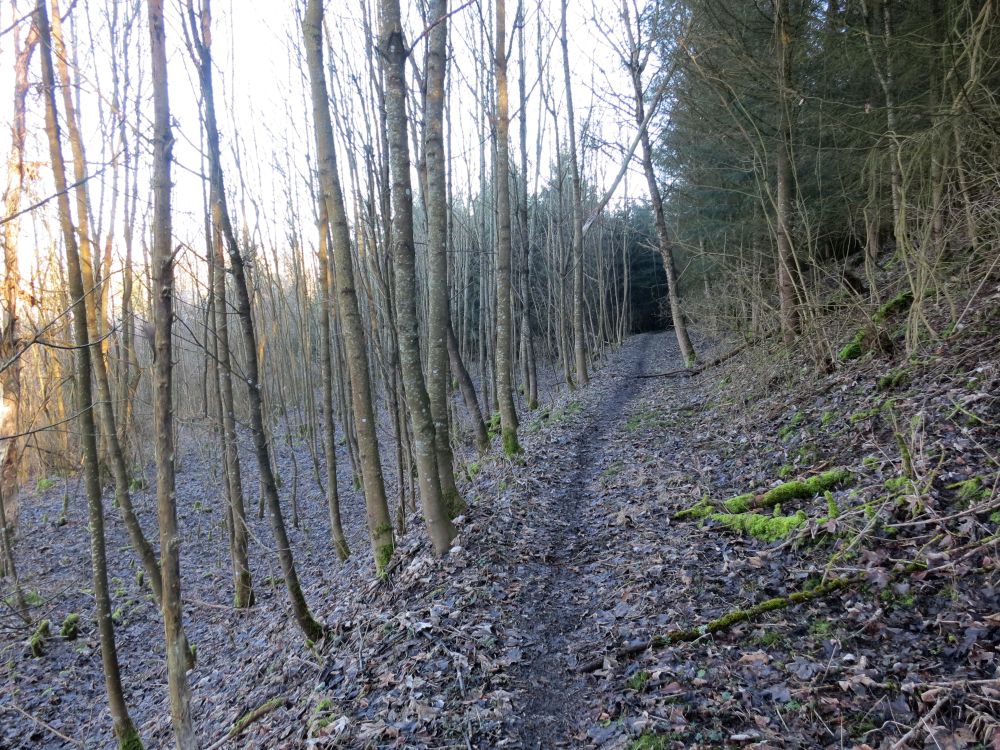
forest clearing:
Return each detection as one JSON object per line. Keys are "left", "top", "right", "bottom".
{"left": 1, "top": 0, "right": 999, "bottom": 748}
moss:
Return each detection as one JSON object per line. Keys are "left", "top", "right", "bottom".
{"left": 36, "top": 477, "right": 55, "bottom": 492}
{"left": 722, "top": 494, "right": 753, "bottom": 513}
{"left": 760, "top": 468, "right": 852, "bottom": 507}
{"left": 850, "top": 405, "right": 883, "bottom": 423}
{"left": 777, "top": 463, "right": 795, "bottom": 478}
{"left": 442, "top": 488, "right": 466, "bottom": 519}
{"left": 375, "top": 542, "right": 395, "bottom": 577}
{"left": 502, "top": 428, "right": 522, "bottom": 457}
{"left": 810, "top": 618, "right": 832, "bottom": 636}
{"left": 884, "top": 476, "right": 912, "bottom": 494}
{"left": 117, "top": 725, "right": 143, "bottom": 750}
{"left": 315, "top": 698, "right": 332, "bottom": 713}
{"left": 838, "top": 330, "right": 866, "bottom": 362}
{"left": 601, "top": 460, "right": 625, "bottom": 479}
{"left": 709, "top": 510, "right": 807, "bottom": 541}
{"left": 674, "top": 498, "right": 715, "bottom": 521}
{"left": 873, "top": 290, "right": 914, "bottom": 323}
{"left": 821, "top": 410, "right": 837, "bottom": 426}
{"left": 862, "top": 455, "right": 879, "bottom": 469}
{"left": 625, "top": 669, "right": 651, "bottom": 691}
{"left": 465, "top": 461, "right": 481, "bottom": 480}
{"left": 229, "top": 696, "right": 287, "bottom": 737}
{"left": 60, "top": 613, "right": 80, "bottom": 640}
{"left": 825, "top": 491, "right": 839, "bottom": 519}
{"left": 29, "top": 619, "right": 50, "bottom": 657}
{"left": 486, "top": 412, "right": 501, "bottom": 440}
{"left": 877, "top": 368, "right": 910, "bottom": 391}
{"left": 948, "top": 476, "right": 990, "bottom": 506}
{"left": 629, "top": 734, "right": 669, "bottom": 750}
{"left": 778, "top": 411, "right": 805, "bottom": 439}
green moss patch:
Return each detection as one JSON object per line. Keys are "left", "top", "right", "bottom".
{"left": 873, "top": 290, "right": 914, "bottom": 323}
{"left": 759, "top": 468, "right": 853, "bottom": 508}
{"left": 60, "top": 613, "right": 80, "bottom": 640}
{"left": 710, "top": 510, "right": 807, "bottom": 541}
{"left": 28, "top": 619, "right": 51, "bottom": 657}
{"left": 722, "top": 494, "right": 753, "bottom": 513}
{"left": 673, "top": 498, "right": 715, "bottom": 521}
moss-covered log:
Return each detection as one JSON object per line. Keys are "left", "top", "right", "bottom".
{"left": 578, "top": 575, "right": 861, "bottom": 672}
{"left": 228, "top": 695, "right": 288, "bottom": 739}
{"left": 655, "top": 575, "right": 859, "bottom": 645}
{"left": 754, "top": 468, "right": 853, "bottom": 509}
{"left": 672, "top": 469, "right": 853, "bottom": 522}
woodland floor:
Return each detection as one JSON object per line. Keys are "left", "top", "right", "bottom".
{"left": 3, "top": 284, "right": 1000, "bottom": 749}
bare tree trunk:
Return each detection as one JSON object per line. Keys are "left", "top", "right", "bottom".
{"left": 622, "top": 1, "right": 697, "bottom": 366}
{"left": 775, "top": 0, "right": 799, "bottom": 345}
{"left": 516, "top": 7, "right": 538, "bottom": 409}
{"left": 560, "top": 0, "right": 589, "bottom": 386}
{"left": 446, "top": 320, "right": 489, "bottom": 452}
{"left": 185, "top": 0, "right": 320, "bottom": 640}
{"left": 495, "top": 0, "right": 522, "bottom": 455}
{"left": 38, "top": 3, "right": 144, "bottom": 746}
{"left": 424, "top": 0, "right": 465, "bottom": 518}
{"left": 318, "top": 210, "right": 350, "bottom": 559}
{"left": 0, "top": 15, "right": 37, "bottom": 586}
{"left": 380, "top": 0, "right": 455, "bottom": 554}
{"left": 50, "top": 0, "right": 166, "bottom": 606}
{"left": 145, "top": 1, "right": 198, "bottom": 746}
{"left": 208, "top": 179, "right": 254, "bottom": 608}
{"left": 303, "top": 0, "right": 395, "bottom": 574}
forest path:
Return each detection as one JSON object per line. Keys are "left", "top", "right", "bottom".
{"left": 509, "top": 332, "right": 671, "bottom": 747}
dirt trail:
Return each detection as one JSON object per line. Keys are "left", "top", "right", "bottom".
{"left": 511, "top": 333, "right": 662, "bottom": 747}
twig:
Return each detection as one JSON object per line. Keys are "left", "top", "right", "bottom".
{"left": 2, "top": 703, "right": 83, "bottom": 747}
{"left": 890, "top": 692, "right": 949, "bottom": 750}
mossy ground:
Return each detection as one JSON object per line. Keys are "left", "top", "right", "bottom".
{"left": 710, "top": 510, "right": 807, "bottom": 541}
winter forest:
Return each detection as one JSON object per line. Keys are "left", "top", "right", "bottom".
{"left": 1, "top": 0, "right": 999, "bottom": 747}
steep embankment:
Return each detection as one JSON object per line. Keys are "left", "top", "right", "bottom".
{"left": 3, "top": 279, "right": 999, "bottom": 749}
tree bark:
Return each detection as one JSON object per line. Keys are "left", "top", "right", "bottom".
{"left": 516, "top": 6, "right": 538, "bottom": 409}
{"left": 49, "top": 0, "right": 166, "bottom": 607}
{"left": 208, "top": 176, "right": 254, "bottom": 608}
{"left": 318, "top": 210, "right": 350, "bottom": 560}
{"left": 0, "top": 15, "right": 37, "bottom": 583}
{"left": 38, "top": 3, "right": 144, "bottom": 746}
{"left": 622, "top": 1, "right": 697, "bottom": 366}
{"left": 302, "top": 0, "right": 395, "bottom": 574}
{"left": 561, "top": 0, "right": 589, "bottom": 386}
{"left": 424, "top": 0, "right": 465, "bottom": 518}
{"left": 186, "top": 0, "right": 319, "bottom": 639}
{"left": 494, "top": 0, "right": 522, "bottom": 456}
{"left": 446, "top": 320, "right": 489, "bottom": 453}
{"left": 775, "top": 0, "right": 799, "bottom": 345}
{"left": 380, "top": 0, "right": 455, "bottom": 554}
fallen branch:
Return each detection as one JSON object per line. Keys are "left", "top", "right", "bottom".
{"left": 578, "top": 575, "right": 861, "bottom": 673}
{"left": 1, "top": 703, "right": 83, "bottom": 748}
{"left": 889, "top": 692, "right": 949, "bottom": 750}
{"left": 634, "top": 339, "right": 756, "bottom": 379}
{"left": 208, "top": 694, "right": 288, "bottom": 748}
